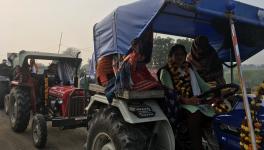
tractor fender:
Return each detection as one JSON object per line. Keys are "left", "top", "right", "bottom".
{"left": 87, "top": 94, "right": 175, "bottom": 150}
{"left": 151, "top": 120, "right": 175, "bottom": 150}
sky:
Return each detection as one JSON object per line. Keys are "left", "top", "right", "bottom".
{"left": 0, "top": 0, "right": 264, "bottom": 65}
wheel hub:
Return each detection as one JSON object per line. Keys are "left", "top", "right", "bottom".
{"left": 10, "top": 100, "right": 17, "bottom": 124}
{"left": 33, "top": 123, "right": 40, "bottom": 143}
{"left": 4, "top": 97, "right": 8, "bottom": 113}
{"left": 92, "top": 132, "right": 116, "bottom": 150}
{"left": 102, "top": 143, "right": 116, "bottom": 150}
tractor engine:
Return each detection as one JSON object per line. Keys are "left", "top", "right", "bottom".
{"left": 48, "top": 86, "right": 85, "bottom": 118}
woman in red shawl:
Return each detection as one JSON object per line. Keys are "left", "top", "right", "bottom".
{"left": 122, "top": 38, "right": 160, "bottom": 90}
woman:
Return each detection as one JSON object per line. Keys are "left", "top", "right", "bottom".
{"left": 187, "top": 36, "right": 232, "bottom": 115}
{"left": 124, "top": 38, "right": 160, "bottom": 90}
{"left": 29, "top": 59, "right": 39, "bottom": 75}
{"left": 158, "top": 44, "right": 215, "bottom": 150}
{"left": 105, "top": 38, "right": 160, "bottom": 103}
{"left": 187, "top": 36, "right": 225, "bottom": 86}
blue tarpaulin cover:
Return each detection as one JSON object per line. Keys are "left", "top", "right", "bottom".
{"left": 92, "top": 0, "right": 264, "bottom": 64}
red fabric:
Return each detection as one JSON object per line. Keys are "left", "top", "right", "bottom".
{"left": 96, "top": 55, "right": 114, "bottom": 86}
{"left": 124, "top": 50, "right": 160, "bottom": 91}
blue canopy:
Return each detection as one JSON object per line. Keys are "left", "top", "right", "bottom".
{"left": 93, "top": 0, "right": 264, "bottom": 62}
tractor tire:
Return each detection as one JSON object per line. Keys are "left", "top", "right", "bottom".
{"left": 32, "top": 114, "right": 47, "bottom": 148}
{"left": 9, "top": 87, "right": 31, "bottom": 132}
{"left": 4, "top": 95, "right": 10, "bottom": 115}
{"left": 0, "top": 81, "right": 9, "bottom": 108}
{"left": 85, "top": 107, "right": 148, "bottom": 150}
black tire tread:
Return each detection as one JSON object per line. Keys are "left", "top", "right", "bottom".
{"left": 32, "top": 114, "right": 47, "bottom": 148}
{"left": 86, "top": 107, "right": 147, "bottom": 150}
{"left": 9, "top": 87, "right": 31, "bottom": 132}
{"left": 0, "top": 81, "right": 9, "bottom": 108}
{"left": 4, "top": 95, "right": 9, "bottom": 115}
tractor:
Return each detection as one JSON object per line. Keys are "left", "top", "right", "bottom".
{"left": 83, "top": 0, "right": 264, "bottom": 150}
{"left": 6, "top": 50, "right": 87, "bottom": 148}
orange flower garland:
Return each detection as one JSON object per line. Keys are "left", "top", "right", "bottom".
{"left": 240, "top": 82, "right": 264, "bottom": 150}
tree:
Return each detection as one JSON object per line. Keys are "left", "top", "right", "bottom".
{"left": 62, "top": 47, "right": 81, "bottom": 57}
{"left": 149, "top": 36, "right": 175, "bottom": 69}
{"left": 79, "top": 63, "right": 89, "bottom": 77}
{"left": 148, "top": 36, "right": 193, "bottom": 69}
{"left": 224, "top": 67, "right": 264, "bottom": 92}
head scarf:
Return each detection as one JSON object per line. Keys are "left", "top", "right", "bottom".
{"left": 187, "top": 36, "right": 225, "bottom": 84}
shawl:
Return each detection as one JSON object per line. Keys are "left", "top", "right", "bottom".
{"left": 187, "top": 36, "right": 225, "bottom": 84}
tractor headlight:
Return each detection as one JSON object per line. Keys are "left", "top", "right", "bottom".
{"left": 58, "top": 100, "right": 63, "bottom": 104}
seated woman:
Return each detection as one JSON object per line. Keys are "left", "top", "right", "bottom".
{"left": 29, "top": 59, "right": 39, "bottom": 75}
{"left": 187, "top": 36, "right": 232, "bottom": 115}
{"left": 187, "top": 36, "right": 225, "bottom": 86}
{"left": 105, "top": 38, "right": 160, "bottom": 103}
{"left": 158, "top": 44, "right": 215, "bottom": 150}
{"left": 122, "top": 38, "right": 160, "bottom": 90}
{"left": 98, "top": 27, "right": 156, "bottom": 88}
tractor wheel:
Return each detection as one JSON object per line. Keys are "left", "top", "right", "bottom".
{"left": 32, "top": 114, "right": 47, "bottom": 148}
{"left": 4, "top": 95, "right": 10, "bottom": 115}
{"left": 9, "top": 87, "right": 31, "bottom": 132}
{"left": 86, "top": 107, "right": 147, "bottom": 150}
{"left": 0, "top": 81, "right": 9, "bottom": 108}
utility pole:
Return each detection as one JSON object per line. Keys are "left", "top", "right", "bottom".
{"left": 58, "top": 32, "right": 63, "bottom": 54}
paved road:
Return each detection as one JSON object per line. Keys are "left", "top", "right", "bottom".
{"left": 0, "top": 110, "right": 87, "bottom": 150}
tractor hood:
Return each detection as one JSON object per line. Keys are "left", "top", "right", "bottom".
{"left": 49, "top": 86, "right": 77, "bottom": 98}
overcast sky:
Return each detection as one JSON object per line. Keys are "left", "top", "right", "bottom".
{"left": 0, "top": 0, "right": 264, "bottom": 64}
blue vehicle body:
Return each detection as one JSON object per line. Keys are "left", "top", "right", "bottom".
{"left": 213, "top": 96, "right": 264, "bottom": 150}
{"left": 92, "top": 0, "right": 264, "bottom": 63}
{"left": 90, "top": 0, "right": 264, "bottom": 78}
{"left": 90, "top": 0, "right": 264, "bottom": 149}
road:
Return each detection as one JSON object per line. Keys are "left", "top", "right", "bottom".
{"left": 0, "top": 110, "right": 87, "bottom": 150}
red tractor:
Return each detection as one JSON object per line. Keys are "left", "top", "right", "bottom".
{"left": 6, "top": 50, "right": 87, "bottom": 148}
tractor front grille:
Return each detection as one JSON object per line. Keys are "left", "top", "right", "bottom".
{"left": 68, "top": 96, "right": 85, "bottom": 117}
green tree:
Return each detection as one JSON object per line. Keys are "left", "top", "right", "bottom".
{"left": 224, "top": 68, "right": 264, "bottom": 92}
{"left": 149, "top": 36, "right": 193, "bottom": 69}
{"left": 80, "top": 63, "right": 88, "bottom": 77}
{"left": 151, "top": 36, "right": 175, "bottom": 69}
{"left": 62, "top": 47, "right": 81, "bottom": 57}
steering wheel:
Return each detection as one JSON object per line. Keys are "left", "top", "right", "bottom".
{"left": 197, "top": 83, "right": 240, "bottom": 105}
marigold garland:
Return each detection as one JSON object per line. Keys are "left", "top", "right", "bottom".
{"left": 168, "top": 61, "right": 193, "bottom": 98}
{"left": 240, "top": 82, "right": 264, "bottom": 150}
